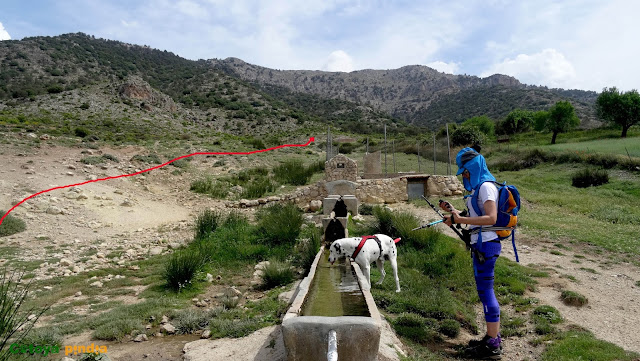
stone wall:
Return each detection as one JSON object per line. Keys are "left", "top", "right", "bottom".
{"left": 426, "top": 175, "right": 464, "bottom": 196}
{"left": 228, "top": 175, "right": 463, "bottom": 209}
{"left": 325, "top": 154, "right": 357, "bottom": 182}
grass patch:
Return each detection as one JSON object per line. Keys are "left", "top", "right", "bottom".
{"left": 0, "top": 211, "right": 27, "bottom": 237}
{"left": 256, "top": 203, "right": 303, "bottom": 247}
{"left": 541, "top": 330, "right": 639, "bottom": 361}
{"left": 164, "top": 248, "right": 207, "bottom": 292}
{"left": 260, "top": 260, "right": 295, "bottom": 289}
{"left": 572, "top": 168, "right": 609, "bottom": 188}
{"left": 579, "top": 267, "right": 599, "bottom": 274}
{"left": 501, "top": 313, "right": 527, "bottom": 337}
{"left": 560, "top": 290, "right": 588, "bottom": 307}
{"left": 532, "top": 305, "right": 562, "bottom": 335}
{"left": 194, "top": 208, "right": 221, "bottom": 240}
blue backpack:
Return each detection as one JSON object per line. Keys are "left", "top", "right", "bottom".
{"left": 470, "top": 181, "right": 521, "bottom": 262}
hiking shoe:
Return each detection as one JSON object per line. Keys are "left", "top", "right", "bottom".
{"left": 465, "top": 336, "right": 502, "bottom": 360}
{"left": 467, "top": 334, "right": 492, "bottom": 347}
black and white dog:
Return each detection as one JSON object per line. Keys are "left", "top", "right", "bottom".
{"left": 328, "top": 234, "right": 401, "bottom": 292}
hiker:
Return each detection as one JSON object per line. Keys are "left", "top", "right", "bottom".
{"left": 441, "top": 147, "right": 503, "bottom": 360}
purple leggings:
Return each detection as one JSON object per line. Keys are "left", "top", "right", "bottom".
{"left": 473, "top": 241, "right": 501, "bottom": 323}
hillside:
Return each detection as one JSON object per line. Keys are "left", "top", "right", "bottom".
{"left": 0, "top": 33, "right": 411, "bottom": 141}
{"left": 210, "top": 57, "right": 599, "bottom": 128}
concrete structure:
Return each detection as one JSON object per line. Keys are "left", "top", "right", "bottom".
{"left": 282, "top": 249, "right": 382, "bottom": 361}
{"left": 363, "top": 151, "right": 382, "bottom": 178}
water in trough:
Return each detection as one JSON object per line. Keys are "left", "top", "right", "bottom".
{"left": 301, "top": 250, "right": 369, "bottom": 317}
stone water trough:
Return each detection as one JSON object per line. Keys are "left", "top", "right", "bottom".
{"left": 281, "top": 247, "right": 382, "bottom": 361}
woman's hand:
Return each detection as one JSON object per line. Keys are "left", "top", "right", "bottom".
{"left": 443, "top": 211, "right": 461, "bottom": 226}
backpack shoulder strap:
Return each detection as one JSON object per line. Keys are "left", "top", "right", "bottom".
{"left": 470, "top": 181, "right": 501, "bottom": 216}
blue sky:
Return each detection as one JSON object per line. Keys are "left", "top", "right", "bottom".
{"left": 1, "top": 0, "right": 638, "bottom": 92}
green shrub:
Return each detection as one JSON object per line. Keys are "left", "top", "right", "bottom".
{"left": 438, "top": 319, "right": 460, "bottom": 338}
{"left": 572, "top": 168, "right": 609, "bottom": 188}
{"left": 240, "top": 177, "right": 275, "bottom": 199}
{"left": 164, "top": 248, "right": 206, "bottom": 291}
{"left": 0, "top": 211, "right": 26, "bottom": 237}
{"left": 209, "top": 317, "right": 262, "bottom": 338}
{"left": 172, "top": 309, "right": 212, "bottom": 334}
{"left": 194, "top": 209, "right": 221, "bottom": 240}
{"left": 273, "top": 159, "right": 313, "bottom": 185}
{"left": 560, "top": 290, "right": 588, "bottom": 307}
{"left": 74, "top": 127, "right": 90, "bottom": 138}
{"left": 102, "top": 154, "right": 119, "bottom": 162}
{"left": 260, "top": 260, "right": 295, "bottom": 289}
{"left": 293, "top": 225, "right": 322, "bottom": 275}
{"left": 256, "top": 203, "right": 303, "bottom": 246}
{"left": 190, "top": 176, "right": 229, "bottom": 198}
{"left": 131, "top": 153, "right": 162, "bottom": 164}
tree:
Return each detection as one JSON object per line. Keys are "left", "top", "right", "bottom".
{"left": 533, "top": 110, "right": 549, "bottom": 131}
{"left": 546, "top": 101, "right": 580, "bottom": 144}
{"left": 462, "top": 115, "right": 495, "bottom": 136}
{"left": 451, "top": 124, "right": 485, "bottom": 147}
{"left": 596, "top": 87, "right": 640, "bottom": 138}
{"left": 496, "top": 109, "right": 534, "bottom": 135}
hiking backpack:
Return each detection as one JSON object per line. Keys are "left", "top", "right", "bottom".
{"left": 470, "top": 181, "right": 521, "bottom": 262}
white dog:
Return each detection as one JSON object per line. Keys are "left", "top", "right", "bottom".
{"left": 328, "top": 234, "right": 401, "bottom": 292}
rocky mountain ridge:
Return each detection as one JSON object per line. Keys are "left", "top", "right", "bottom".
{"left": 210, "top": 57, "right": 598, "bottom": 127}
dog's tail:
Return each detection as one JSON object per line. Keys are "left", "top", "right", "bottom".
{"left": 394, "top": 237, "right": 401, "bottom": 244}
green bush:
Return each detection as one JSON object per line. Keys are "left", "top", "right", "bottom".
{"left": 273, "top": 159, "right": 313, "bottom": 185}
{"left": 164, "top": 248, "right": 206, "bottom": 291}
{"left": 560, "top": 290, "right": 588, "bottom": 307}
{"left": 572, "top": 168, "right": 609, "bottom": 188}
{"left": 260, "top": 260, "right": 295, "bottom": 289}
{"left": 240, "top": 177, "right": 275, "bottom": 199}
{"left": 131, "top": 153, "right": 162, "bottom": 164}
{"left": 256, "top": 203, "right": 303, "bottom": 246}
{"left": 0, "top": 211, "right": 26, "bottom": 237}
{"left": 74, "top": 127, "right": 90, "bottom": 138}
{"left": 294, "top": 225, "right": 322, "bottom": 275}
{"left": 450, "top": 124, "right": 485, "bottom": 147}
{"left": 194, "top": 209, "right": 221, "bottom": 240}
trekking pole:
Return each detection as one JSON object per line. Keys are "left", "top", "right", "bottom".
{"left": 420, "top": 196, "right": 465, "bottom": 239}
{"left": 411, "top": 219, "right": 444, "bottom": 231}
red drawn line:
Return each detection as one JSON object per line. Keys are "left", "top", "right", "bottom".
{"left": 0, "top": 137, "right": 315, "bottom": 227}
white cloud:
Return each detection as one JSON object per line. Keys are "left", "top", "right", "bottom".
{"left": 323, "top": 50, "right": 354, "bottom": 72}
{"left": 0, "top": 22, "right": 11, "bottom": 41}
{"left": 426, "top": 61, "right": 460, "bottom": 74}
{"left": 481, "top": 49, "right": 576, "bottom": 88}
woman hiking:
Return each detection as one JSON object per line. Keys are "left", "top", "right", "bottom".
{"left": 441, "top": 147, "right": 503, "bottom": 360}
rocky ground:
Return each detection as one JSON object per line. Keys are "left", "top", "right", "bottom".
{"left": 1, "top": 139, "right": 639, "bottom": 360}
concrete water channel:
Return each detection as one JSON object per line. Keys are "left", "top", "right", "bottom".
{"left": 282, "top": 248, "right": 382, "bottom": 361}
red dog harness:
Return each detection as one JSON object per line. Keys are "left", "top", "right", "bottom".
{"left": 351, "top": 236, "right": 401, "bottom": 259}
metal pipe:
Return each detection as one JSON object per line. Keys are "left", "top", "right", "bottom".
{"left": 328, "top": 329, "right": 338, "bottom": 361}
